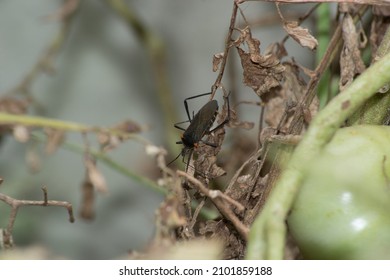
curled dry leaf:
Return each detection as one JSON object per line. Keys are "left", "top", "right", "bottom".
{"left": 98, "top": 120, "right": 142, "bottom": 152}
{"left": 79, "top": 179, "right": 95, "bottom": 220}
{"left": 229, "top": 120, "right": 254, "bottom": 130}
{"left": 237, "top": 48, "right": 285, "bottom": 97}
{"left": 283, "top": 21, "right": 318, "bottom": 51}
{"left": 212, "top": 52, "right": 224, "bottom": 72}
{"left": 85, "top": 156, "right": 108, "bottom": 194}
{"left": 263, "top": 61, "right": 315, "bottom": 131}
{"left": 98, "top": 132, "right": 121, "bottom": 152}
{"left": 339, "top": 14, "right": 366, "bottom": 91}
{"left": 234, "top": 28, "right": 285, "bottom": 97}
{"left": 114, "top": 119, "right": 142, "bottom": 134}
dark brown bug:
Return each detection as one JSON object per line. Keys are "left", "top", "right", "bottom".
{"left": 168, "top": 92, "right": 230, "bottom": 166}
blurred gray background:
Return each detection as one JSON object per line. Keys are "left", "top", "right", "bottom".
{"left": 0, "top": 0, "right": 313, "bottom": 259}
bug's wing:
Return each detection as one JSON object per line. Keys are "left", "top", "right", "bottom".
{"left": 183, "top": 100, "right": 218, "bottom": 143}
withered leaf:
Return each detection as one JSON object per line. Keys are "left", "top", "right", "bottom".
{"left": 212, "top": 52, "right": 224, "bottom": 72}
{"left": 114, "top": 119, "right": 142, "bottom": 134}
{"left": 85, "top": 156, "right": 108, "bottom": 193}
{"left": 99, "top": 120, "right": 142, "bottom": 152}
{"left": 98, "top": 132, "right": 120, "bottom": 152}
{"left": 234, "top": 27, "right": 285, "bottom": 97}
{"left": 237, "top": 48, "right": 285, "bottom": 97}
{"left": 79, "top": 179, "right": 95, "bottom": 220}
{"left": 283, "top": 21, "right": 318, "bottom": 50}
{"left": 339, "top": 14, "right": 366, "bottom": 91}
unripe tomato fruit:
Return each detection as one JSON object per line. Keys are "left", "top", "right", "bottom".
{"left": 288, "top": 125, "right": 390, "bottom": 259}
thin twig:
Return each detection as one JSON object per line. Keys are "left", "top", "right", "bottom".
{"left": 189, "top": 198, "right": 206, "bottom": 230}
{"left": 177, "top": 170, "right": 249, "bottom": 240}
{"left": 211, "top": 2, "right": 239, "bottom": 99}
{"left": 209, "top": 190, "right": 245, "bottom": 212}
{"left": 0, "top": 186, "right": 74, "bottom": 247}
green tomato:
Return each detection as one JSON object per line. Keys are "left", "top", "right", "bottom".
{"left": 288, "top": 125, "right": 390, "bottom": 259}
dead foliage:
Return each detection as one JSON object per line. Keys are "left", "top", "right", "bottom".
{"left": 149, "top": 1, "right": 390, "bottom": 260}
{"left": 1, "top": 0, "right": 390, "bottom": 260}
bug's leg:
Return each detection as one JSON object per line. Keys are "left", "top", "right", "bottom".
{"left": 167, "top": 151, "right": 183, "bottom": 166}
{"left": 174, "top": 119, "right": 190, "bottom": 131}
{"left": 183, "top": 92, "right": 213, "bottom": 122}
{"left": 200, "top": 140, "right": 218, "bottom": 148}
{"left": 209, "top": 91, "right": 231, "bottom": 133}
{"left": 185, "top": 149, "right": 194, "bottom": 172}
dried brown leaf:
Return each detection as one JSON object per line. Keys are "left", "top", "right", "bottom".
{"left": 262, "top": 61, "right": 317, "bottom": 131}
{"left": 370, "top": 11, "right": 390, "bottom": 61}
{"left": 233, "top": 28, "right": 286, "bottom": 91}
{"left": 114, "top": 120, "right": 142, "bottom": 134}
{"left": 265, "top": 42, "right": 288, "bottom": 60}
{"left": 212, "top": 52, "right": 224, "bottom": 72}
{"left": 98, "top": 120, "right": 142, "bottom": 152}
{"left": 229, "top": 120, "right": 255, "bottom": 130}
{"left": 79, "top": 179, "right": 95, "bottom": 220}
{"left": 237, "top": 48, "right": 285, "bottom": 97}
{"left": 98, "top": 132, "right": 121, "bottom": 152}
{"left": 283, "top": 21, "right": 318, "bottom": 50}
{"left": 85, "top": 156, "right": 108, "bottom": 194}
{"left": 339, "top": 14, "right": 366, "bottom": 90}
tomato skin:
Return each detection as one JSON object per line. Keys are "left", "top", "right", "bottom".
{"left": 288, "top": 125, "right": 390, "bottom": 259}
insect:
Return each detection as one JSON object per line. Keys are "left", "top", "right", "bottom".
{"left": 168, "top": 92, "right": 230, "bottom": 167}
